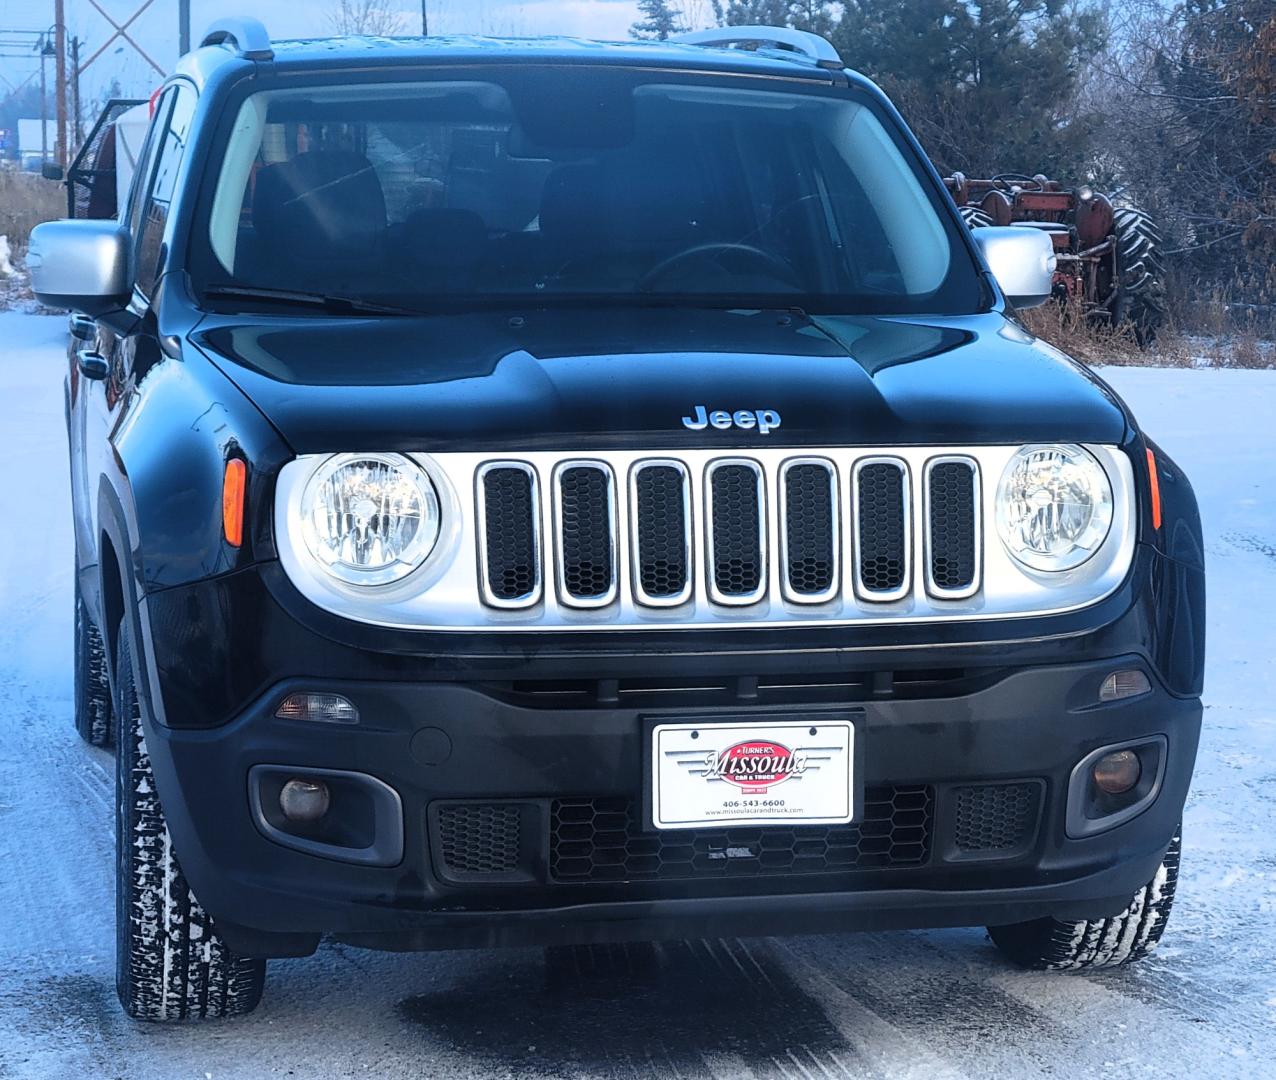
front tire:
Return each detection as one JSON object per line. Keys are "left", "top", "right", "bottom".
{"left": 74, "top": 579, "right": 112, "bottom": 747}
{"left": 114, "top": 625, "right": 266, "bottom": 1020}
{"left": 988, "top": 828, "right": 1181, "bottom": 970}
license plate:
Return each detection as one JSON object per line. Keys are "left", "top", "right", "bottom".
{"left": 650, "top": 718, "right": 855, "bottom": 830}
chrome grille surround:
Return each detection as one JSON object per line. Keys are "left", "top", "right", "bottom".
{"left": 474, "top": 461, "right": 542, "bottom": 609}
{"left": 274, "top": 445, "right": 1138, "bottom": 632}
{"left": 778, "top": 457, "right": 840, "bottom": 605}
{"left": 552, "top": 460, "right": 619, "bottom": 609}
{"left": 922, "top": 455, "right": 983, "bottom": 601}
{"left": 850, "top": 456, "right": 911, "bottom": 603}
{"left": 628, "top": 459, "right": 693, "bottom": 608}
{"left": 704, "top": 458, "right": 768, "bottom": 606}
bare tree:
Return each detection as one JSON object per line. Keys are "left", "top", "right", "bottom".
{"left": 328, "top": 0, "right": 408, "bottom": 36}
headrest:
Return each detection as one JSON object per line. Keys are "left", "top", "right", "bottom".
{"left": 253, "top": 151, "right": 386, "bottom": 260}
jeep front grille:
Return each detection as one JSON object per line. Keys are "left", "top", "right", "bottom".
{"left": 631, "top": 461, "right": 691, "bottom": 605}
{"left": 852, "top": 458, "right": 909, "bottom": 600}
{"left": 707, "top": 460, "right": 767, "bottom": 604}
{"left": 925, "top": 457, "right": 980, "bottom": 598}
{"left": 275, "top": 445, "right": 1138, "bottom": 631}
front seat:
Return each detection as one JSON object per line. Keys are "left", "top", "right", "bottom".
{"left": 251, "top": 150, "right": 388, "bottom": 288}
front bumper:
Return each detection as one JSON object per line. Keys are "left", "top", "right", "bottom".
{"left": 142, "top": 650, "right": 1200, "bottom": 957}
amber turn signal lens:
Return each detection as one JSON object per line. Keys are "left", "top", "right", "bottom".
{"left": 1146, "top": 448, "right": 1161, "bottom": 530}
{"left": 1092, "top": 749, "right": 1141, "bottom": 795}
{"left": 222, "top": 458, "right": 247, "bottom": 547}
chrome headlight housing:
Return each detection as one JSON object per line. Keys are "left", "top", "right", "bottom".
{"left": 299, "top": 453, "right": 440, "bottom": 586}
{"left": 995, "top": 444, "right": 1113, "bottom": 571}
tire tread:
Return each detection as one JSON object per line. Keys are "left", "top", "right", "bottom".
{"left": 988, "top": 828, "right": 1181, "bottom": 971}
{"left": 115, "top": 628, "right": 265, "bottom": 1020}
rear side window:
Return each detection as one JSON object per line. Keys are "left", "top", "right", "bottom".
{"left": 134, "top": 82, "right": 197, "bottom": 297}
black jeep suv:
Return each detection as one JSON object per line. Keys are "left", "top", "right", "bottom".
{"left": 30, "top": 20, "right": 1204, "bottom": 1020}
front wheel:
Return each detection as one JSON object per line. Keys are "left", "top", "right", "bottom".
{"left": 115, "top": 624, "right": 266, "bottom": 1020}
{"left": 988, "top": 828, "right": 1181, "bottom": 970}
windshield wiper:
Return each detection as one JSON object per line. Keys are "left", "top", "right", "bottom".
{"left": 201, "top": 285, "right": 426, "bottom": 317}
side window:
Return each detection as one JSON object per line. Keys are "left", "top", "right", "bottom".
{"left": 122, "top": 92, "right": 171, "bottom": 242}
{"left": 134, "top": 83, "right": 197, "bottom": 298}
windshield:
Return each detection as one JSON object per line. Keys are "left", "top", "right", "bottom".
{"left": 195, "top": 69, "right": 984, "bottom": 315}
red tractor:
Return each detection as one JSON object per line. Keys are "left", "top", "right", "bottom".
{"left": 945, "top": 172, "right": 1166, "bottom": 345}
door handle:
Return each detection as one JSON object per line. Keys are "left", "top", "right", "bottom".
{"left": 69, "top": 314, "right": 96, "bottom": 343}
{"left": 77, "top": 349, "right": 109, "bottom": 381}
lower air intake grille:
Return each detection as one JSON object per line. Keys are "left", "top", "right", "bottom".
{"left": 953, "top": 782, "right": 1041, "bottom": 853}
{"left": 855, "top": 461, "right": 908, "bottom": 596}
{"left": 549, "top": 786, "right": 933, "bottom": 883}
{"left": 479, "top": 466, "right": 539, "bottom": 604}
{"left": 927, "top": 459, "right": 978, "bottom": 594}
{"left": 708, "top": 462, "right": 765, "bottom": 601}
{"left": 633, "top": 464, "right": 690, "bottom": 602}
{"left": 557, "top": 464, "right": 615, "bottom": 603}
{"left": 436, "top": 803, "right": 524, "bottom": 877}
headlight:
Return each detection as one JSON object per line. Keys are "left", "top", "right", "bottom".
{"left": 300, "top": 453, "right": 439, "bottom": 586}
{"left": 995, "top": 444, "right": 1113, "bottom": 571}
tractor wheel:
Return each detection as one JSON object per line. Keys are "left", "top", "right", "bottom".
{"left": 958, "top": 206, "right": 994, "bottom": 230}
{"left": 1111, "top": 206, "right": 1167, "bottom": 347}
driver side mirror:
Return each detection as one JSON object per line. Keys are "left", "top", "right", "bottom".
{"left": 972, "top": 227, "right": 1056, "bottom": 309}
{"left": 41, "top": 162, "right": 64, "bottom": 182}
{"left": 26, "top": 219, "right": 131, "bottom": 319}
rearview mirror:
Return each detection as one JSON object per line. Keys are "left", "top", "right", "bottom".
{"left": 972, "top": 227, "right": 1056, "bottom": 309}
{"left": 26, "top": 219, "right": 131, "bottom": 317}
{"left": 41, "top": 162, "right": 64, "bottom": 182}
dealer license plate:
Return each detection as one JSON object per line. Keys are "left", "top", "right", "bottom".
{"left": 650, "top": 718, "right": 855, "bottom": 830}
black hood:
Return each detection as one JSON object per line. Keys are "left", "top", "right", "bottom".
{"left": 191, "top": 307, "right": 1131, "bottom": 454}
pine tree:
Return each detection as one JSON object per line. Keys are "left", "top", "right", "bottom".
{"left": 713, "top": 1, "right": 838, "bottom": 35}
{"left": 1154, "top": 0, "right": 1276, "bottom": 303}
{"left": 832, "top": 0, "right": 1105, "bottom": 177}
{"left": 631, "top": 0, "right": 690, "bottom": 40}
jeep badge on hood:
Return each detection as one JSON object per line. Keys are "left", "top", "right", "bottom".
{"left": 682, "top": 405, "right": 782, "bottom": 434}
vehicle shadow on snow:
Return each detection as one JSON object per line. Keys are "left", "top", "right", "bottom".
{"left": 398, "top": 938, "right": 857, "bottom": 1077}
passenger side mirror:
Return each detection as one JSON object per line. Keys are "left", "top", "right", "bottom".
{"left": 972, "top": 227, "right": 1056, "bottom": 309}
{"left": 26, "top": 219, "right": 131, "bottom": 319}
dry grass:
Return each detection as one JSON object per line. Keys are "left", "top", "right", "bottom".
{"left": 0, "top": 168, "right": 65, "bottom": 259}
{"left": 0, "top": 168, "right": 67, "bottom": 310}
{"left": 1019, "top": 302, "right": 1275, "bottom": 370}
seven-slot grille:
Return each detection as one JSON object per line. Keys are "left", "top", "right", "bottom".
{"left": 475, "top": 454, "right": 983, "bottom": 610}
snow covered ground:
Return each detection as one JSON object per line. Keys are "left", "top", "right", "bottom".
{"left": 0, "top": 310, "right": 1272, "bottom": 1078}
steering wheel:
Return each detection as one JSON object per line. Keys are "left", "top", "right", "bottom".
{"left": 991, "top": 172, "right": 1043, "bottom": 192}
{"left": 637, "top": 242, "right": 799, "bottom": 292}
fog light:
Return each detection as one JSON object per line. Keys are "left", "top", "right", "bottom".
{"left": 1099, "top": 669, "right": 1151, "bottom": 702}
{"left": 275, "top": 692, "right": 359, "bottom": 724}
{"left": 279, "top": 779, "right": 330, "bottom": 823}
{"left": 1092, "top": 750, "right": 1141, "bottom": 794}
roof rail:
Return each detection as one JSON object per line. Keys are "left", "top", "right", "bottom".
{"left": 670, "top": 25, "right": 843, "bottom": 71}
{"left": 200, "top": 16, "right": 273, "bottom": 61}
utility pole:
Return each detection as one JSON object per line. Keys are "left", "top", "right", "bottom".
{"left": 70, "top": 36, "right": 82, "bottom": 149}
{"left": 39, "top": 40, "right": 47, "bottom": 164}
{"left": 54, "top": 0, "right": 66, "bottom": 168}
{"left": 421, "top": 1, "right": 429, "bottom": 35}
{"left": 179, "top": 0, "right": 191, "bottom": 55}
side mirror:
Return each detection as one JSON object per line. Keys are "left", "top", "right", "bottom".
{"left": 41, "top": 162, "right": 65, "bottom": 182}
{"left": 26, "top": 219, "right": 131, "bottom": 317}
{"left": 972, "top": 226, "right": 1056, "bottom": 309}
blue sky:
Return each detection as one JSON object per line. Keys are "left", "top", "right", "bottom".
{"left": 0, "top": 0, "right": 707, "bottom": 101}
